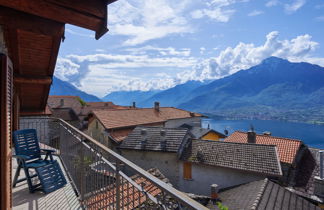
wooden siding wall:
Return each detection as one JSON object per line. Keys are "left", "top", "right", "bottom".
{"left": 0, "top": 53, "right": 13, "bottom": 209}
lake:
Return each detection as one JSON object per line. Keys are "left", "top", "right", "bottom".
{"left": 202, "top": 119, "right": 324, "bottom": 149}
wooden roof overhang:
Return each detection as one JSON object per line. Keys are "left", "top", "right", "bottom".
{"left": 0, "top": 0, "right": 116, "bottom": 114}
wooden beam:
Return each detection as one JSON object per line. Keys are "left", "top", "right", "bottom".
{"left": 0, "top": 6, "right": 65, "bottom": 37}
{"left": 14, "top": 76, "right": 52, "bottom": 85}
{"left": 0, "top": 0, "right": 108, "bottom": 39}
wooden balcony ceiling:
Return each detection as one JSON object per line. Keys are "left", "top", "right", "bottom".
{"left": 0, "top": 0, "right": 116, "bottom": 113}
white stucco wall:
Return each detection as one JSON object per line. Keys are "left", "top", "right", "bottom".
{"left": 120, "top": 150, "right": 180, "bottom": 187}
{"left": 178, "top": 162, "right": 266, "bottom": 196}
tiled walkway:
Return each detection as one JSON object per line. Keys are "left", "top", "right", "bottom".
{"left": 12, "top": 157, "right": 81, "bottom": 210}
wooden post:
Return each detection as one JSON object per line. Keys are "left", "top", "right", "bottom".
{"left": 0, "top": 53, "right": 13, "bottom": 210}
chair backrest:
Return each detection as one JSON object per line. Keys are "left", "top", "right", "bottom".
{"left": 13, "top": 129, "right": 41, "bottom": 160}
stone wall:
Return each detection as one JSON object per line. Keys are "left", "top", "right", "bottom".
{"left": 120, "top": 150, "right": 180, "bottom": 187}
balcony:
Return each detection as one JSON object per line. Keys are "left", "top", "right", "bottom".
{"left": 13, "top": 117, "right": 207, "bottom": 210}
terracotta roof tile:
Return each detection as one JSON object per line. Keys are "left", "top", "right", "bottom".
{"left": 85, "top": 168, "right": 169, "bottom": 209}
{"left": 92, "top": 107, "right": 202, "bottom": 129}
{"left": 224, "top": 131, "right": 302, "bottom": 164}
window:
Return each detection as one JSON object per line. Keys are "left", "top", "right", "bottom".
{"left": 183, "top": 162, "right": 192, "bottom": 180}
{"left": 96, "top": 121, "right": 98, "bottom": 129}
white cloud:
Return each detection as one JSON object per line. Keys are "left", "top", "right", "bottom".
{"left": 66, "top": 53, "right": 196, "bottom": 69}
{"left": 55, "top": 32, "right": 324, "bottom": 97}
{"left": 266, "top": 0, "right": 279, "bottom": 7}
{"left": 284, "top": 0, "right": 306, "bottom": 14}
{"left": 55, "top": 58, "right": 80, "bottom": 81}
{"left": 108, "top": 0, "right": 192, "bottom": 46}
{"left": 123, "top": 45, "right": 191, "bottom": 56}
{"left": 191, "top": 0, "right": 249, "bottom": 22}
{"left": 248, "top": 10, "right": 264, "bottom": 16}
{"left": 178, "top": 31, "right": 321, "bottom": 81}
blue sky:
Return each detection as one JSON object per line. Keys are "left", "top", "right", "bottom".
{"left": 55, "top": 0, "right": 324, "bottom": 97}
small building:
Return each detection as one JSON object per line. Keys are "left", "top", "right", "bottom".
{"left": 48, "top": 95, "right": 85, "bottom": 119}
{"left": 179, "top": 123, "right": 226, "bottom": 141}
{"left": 179, "top": 139, "right": 282, "bottom": 196}
{"left": 213, "top": 178, "right": 321, "bottom": 210}
{"left": 87, "top": 103, "right": 202, "bottom": 150}
{"left": 119, "top": 126, "right": 192, "bottom": 186}
{"left": 224, "top": 131, "right": 306, "bottom": 184}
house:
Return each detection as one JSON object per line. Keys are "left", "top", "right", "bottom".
{"left": 179, "top": 122, "right": 226, "bottom": 141}
{"left": 87, "top": 103, "right": 202, "bottom": 149}
{"left": 225, "top": 130, "right": 306, "bottom": 184}
{"left": 211, "top": 178, "right": 321, "bottom": 210}
{"left": 179, "top": 139, "right": 282, "bottom": 196}
{"left": 118, "top": 126, "right": 192, "bottom": 186}
{"left": 48, "top": 96, "right": 129, "bottom": 129}
{"left": 48, "top": 95, "right": 86, "bottom": 121}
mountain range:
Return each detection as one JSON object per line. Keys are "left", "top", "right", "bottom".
{"left": 50, "top": 57, "right": 324, "bottom": 123}
{"left": 49, "top": 76, "right": 101, "bottom": 102}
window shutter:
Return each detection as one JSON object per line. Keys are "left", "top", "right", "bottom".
{"left": 0, "top": 53, "right": 13, "bottom": 209}
{"left": 183, "top": 162, "right": 192, "bottom": 180}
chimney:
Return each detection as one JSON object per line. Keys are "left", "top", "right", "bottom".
{"left": 154, "top": 102, "right": 160, "bottom": 111}
{"left": 210, "top": 184, "right": 219, "bottom": 204}
{"left": 132, "top": 102, "right": 136, "bottom": 108}
{"left": 247, "top": 130, "right": 256, "bottom": 143}
{"left": 60, "top": 99, "right": 64, "bottom": 106}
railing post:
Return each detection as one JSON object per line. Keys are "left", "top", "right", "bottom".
{"left": 116, "top": 160, "right": 121, "bottom": 210}
{"left": 80, "top": 136, "right": 86, "bottom": 208}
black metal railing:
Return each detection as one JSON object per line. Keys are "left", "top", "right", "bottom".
{"left": 19, "top": 117, "right": 207, "bottom": 210}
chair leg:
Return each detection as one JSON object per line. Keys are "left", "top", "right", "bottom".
{"left": 12, "top": 162, "right": 22, "bottom": 187}
{"left": 23, "top": 167, "right": 35, "bottom": 193}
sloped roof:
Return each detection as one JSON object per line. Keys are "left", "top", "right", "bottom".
{"left": 92, "top": 107, "right": 202, "bottom": 130}
{"left": 289, "top": 147, "right": 323, "bottom": 203}
{"left": 225, "top": 131, "right": 303, "bottom": 164}
{"left": 215, "top": 179, "right": 321, "bottom": 210}
{"left": 109, "top": 128, "right": 135, "bottom": 143}
{"left": 48, "top": 95, "right": 84, "bottom": 115}
{"left": 191, "top": 127, "right": 226, "bottom": 139}
{"left": 119, "top": 126, "right": 189, "bottom": 152}
{"left": 80, "top": 102, "right": 130, "bottom": 116}
{"left": 181, "top": 139, "right": 282, "bottom": 176}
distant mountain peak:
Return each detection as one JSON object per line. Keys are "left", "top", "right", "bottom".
{"left": 261, "top": 56, "right": 287, "bottom": 64}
